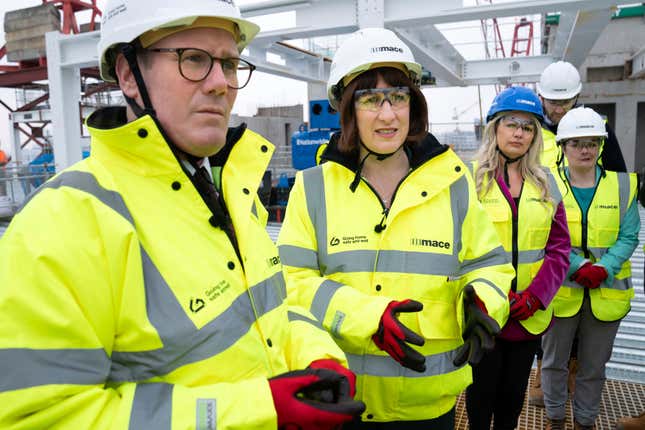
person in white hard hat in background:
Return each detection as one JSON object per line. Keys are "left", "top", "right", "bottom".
{"left": 541, "top": 107, "right": 639, "bottom": 430}
{"left": 536, "top": 60, "right": 626, "bottom": 172}
{"left": 0, "top": 1, "right": 367, "bottom": 429}
{"left": 277, "top": 27, "right": 515, "bottom": 429}
{"left": 529, "top": 60, "right": 628, "bottom": 408}
{"left": 466, "top": 86, "right": 570, "bottom": 430}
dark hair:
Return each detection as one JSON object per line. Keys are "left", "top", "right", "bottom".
{"left": 336, "top": 67, "right": 428, "bottom": 154}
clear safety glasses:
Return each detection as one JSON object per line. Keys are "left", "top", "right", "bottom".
{"left": 354, "top": 86, "right": 411, "bottom": 112}
{"left": 565, "top": 138, "right": 601, "bottom": 151}
{"left": 499, "top": 115, "right": 536, "bottom": 134}
{"left": 543, "top": 97, "right": 576, "bottom": 109}
{"left": 143, "top": 47, "right": 256, "bottom": 89}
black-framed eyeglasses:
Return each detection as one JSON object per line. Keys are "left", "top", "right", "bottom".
{"left": 354, "top": 86, "right": 411, "bottom": 112}
{"left": 143, "top": 47, "right": 256, "bottom": 89}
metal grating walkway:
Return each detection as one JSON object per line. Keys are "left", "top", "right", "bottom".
{"left": 453, "top": 370, "right": 645, "bottom": 429}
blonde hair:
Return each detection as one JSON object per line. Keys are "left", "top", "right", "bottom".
{"left": 474, "top": 114, "right": 554, "bottom": 206}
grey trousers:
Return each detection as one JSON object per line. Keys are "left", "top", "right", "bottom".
{"left": 541, "top": 295, "right": 620, "bottom": 426}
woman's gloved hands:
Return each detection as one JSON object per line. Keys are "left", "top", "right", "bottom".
{"left": 453, "top": 285, "right": 501, "bottom": 367}
{"left": 570, "top": 262, "right": 608, "bottom": 289}
{"left": 372, "top": 299, "right": 426, "bottom": 372}
{"left": 509, "top": 289, "right": 540, "bottom": 321}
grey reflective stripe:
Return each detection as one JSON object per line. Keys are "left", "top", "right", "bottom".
{"left": 618, "top": 172, "right": 630, "bottom": 222}
{"left": 345, "top": 349, "right": 464, "bottom": 378}
{"left": 251, "top": 201, "right": 258, "bottom": 218}
{"left": 562, "top": 279, "right": 585, "bottom": 289}
{"left": 27, "top": 170, "right": 287, "bottom": 383}
{"left": 20, "top": 170, "right": 134, "bottom": 224}
{"left": 303, "top": 166, "right": 327, "bottom": 268}
{"left": 279, "top": 244, "right": 319, "bottom": 270}
{"left": 129, "top": 383, "right": 173, "bottom": 430}
{"left": 0, "top": 348, "right": 110, "bottom": 392}
{"left": 563, "top": 277, "right": 632, "bottom": 291}
{"left": 458, "top": 246, "right": 509, "bottom": 276}
{"left": 110, "top": 272, "right": 286, "bottom": 382}
{"left": 450, "top": 175, "right": 469, "bottom": 257}
{"left": 573, "top": 246, "right": 609, "bottom": 260}
{"left": 517, "top": 249, "right": 545, "bottom": 264}
{"left": 546, "top": 170, "right": 563, "bottom": 205}
{"left": 288, "top": 310, "right": 323, "bottom": 330}
{"left": 469, "top": 277, "right": 506, "bottom": 299}
{"left": 310, "top": 279, "right": 344, "bottom": 322}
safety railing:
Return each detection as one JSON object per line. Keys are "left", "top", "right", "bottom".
{"left": 0, "top": 164, "right": 56, "bottom": 218}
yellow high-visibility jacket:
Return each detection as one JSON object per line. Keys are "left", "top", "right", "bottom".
{"left": 277, "top": 133, "right": 514, "bottom": 422}
{"left": 541, "top": 127, "right": 560, "bottom": 169}
{"left": 0, "top": 107, "right": 346, "bottom": 430}
{"left": 472, "top": 163, "right": 566, "bottom": 335}
{"left": 554, "top": 169, "right": 638, "bottom": 321}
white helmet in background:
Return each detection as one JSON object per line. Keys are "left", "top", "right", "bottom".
{"left": 556, "top": 107, "right": 607, "bottom": 142}
{"left": 327, "top": 28, "right": 422, "bottom": 110}
{"left": 536, "top": 61, "right": 582, "bottom": 100}
{"left": 98, "top": 0, "right": 260, "bottom": 82}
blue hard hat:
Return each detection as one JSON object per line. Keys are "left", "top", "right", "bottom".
{"left": 486, "top": 86, "right": 544, "bottom": 123}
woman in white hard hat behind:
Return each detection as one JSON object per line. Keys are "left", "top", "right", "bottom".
{"left": 278, "top": 27, "right": 515, "bottom": 428}
{"left": 541, "top": 107, "right": 640, "bottom": 430}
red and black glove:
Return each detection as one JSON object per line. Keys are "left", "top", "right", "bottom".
{"left": 571, "top": 262, "right": 608, "bottom": 289}
{"left": 453, "top": 285, "right": 501, "bottom": 367}
{"left": 509, "top": 289, "right": 540, "bottom": 321}
{"left": 372, "top": 299, "right": 426, "bottom": 372}
{"left": 269, "top": 367, "right": 366, "bottom": 430}
{"left": 308, "top": 359, "right": 356, "bottom": 398}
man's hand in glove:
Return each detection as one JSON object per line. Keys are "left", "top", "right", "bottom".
{"left": 269, "top": 367, "right": 366, "bottom": 430}
{"left": 453, "top": 285, "right": 501, "bottom": 367}
{"left": 571, "top": 262, "right": 608, "bottom": 289}
{"left": 372, "top": 299, "right": 426, "bottom": 372}
{"left": 308, "top": 359, "right": 356, "bottom": 398}
{"left": 509, "top": 289, "right": 540, "bottom": 321}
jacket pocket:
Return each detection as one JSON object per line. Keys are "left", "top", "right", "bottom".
{"left": 415, "top": 301, "right": 460, "bottom": 340}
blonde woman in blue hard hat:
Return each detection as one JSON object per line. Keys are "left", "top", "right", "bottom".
{"left": 278, "top": 27, "right": 514, "bottom": 428}
{"left": 467, "top": 86, "right": 571, "bottom": 430}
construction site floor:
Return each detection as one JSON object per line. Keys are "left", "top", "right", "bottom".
{"left": 453, "top": 369, "right": 645, "bottom": 429}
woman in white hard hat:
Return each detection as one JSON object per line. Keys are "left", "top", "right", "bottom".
{"left": 541, "top": 107, "right": 639, "bottom": 430}
{"left": 466, "top": 86, "right": 571, "bottom": 430}
{"left": 278, "top": 27, "right": 515, "bottom": 428}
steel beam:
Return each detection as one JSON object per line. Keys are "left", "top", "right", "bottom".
{"left": 461, "top": 55, "right": 555, "bottom": 86}
{"left": 559, "top": 8, "right": 614, "bottom": 67}
{"left": 630, "top": 46, "right": 645, "bottom": 79}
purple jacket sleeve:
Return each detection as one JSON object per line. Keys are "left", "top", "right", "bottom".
{"left": 527, "top": 201, "right": 571, "bottom": 308}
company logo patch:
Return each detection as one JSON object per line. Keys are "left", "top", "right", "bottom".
{"left": 411, "top": 238, "right": 451, "bottom": 249}
{"left": 330, "top": 237, "right": 340, "bottom": 246}
{"left": 267, "top": 255, "right": 281, "bottom": 268}
{"left": 196, "top": 399, "right": 216, "bottom": 430}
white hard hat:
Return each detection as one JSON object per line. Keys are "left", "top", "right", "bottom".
{"left": 327, "top": 28, "right": 422, "bottom": 110}
{"left": 536, "top": 61, "right": 582, "bottom": 100}
{"left": 556, "top": 107, "right": 608, "bottom": 142}
{"left": 98, "top": 0, "right": 260, "bottom": 82}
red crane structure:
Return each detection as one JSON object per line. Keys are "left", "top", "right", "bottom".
{"left": 0, "top": 0, "right": 103, "bottom": 154}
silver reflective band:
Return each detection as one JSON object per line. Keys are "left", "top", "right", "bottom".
{"left": 129, "top": 383, "right": 173, "bottom": 430}
{"left": 288, "top": 310, "right": 324, "bottom": 330}
{"left": 311, "top": 279, "right": 344, "bottom": 322}
{"left": 346, "top": 348, "right": 465, "bottom": 378}
{"left": 279, "top": 244, "right": 319, "bottom": 270}
{"left": 0, "top": 348, "right": 110, "bottom": 392}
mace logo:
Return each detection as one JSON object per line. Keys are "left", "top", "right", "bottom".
{"left": 330, "top": 237, "right": 340, "bottom": 246}
{"left": 597, "top": 204, "right": 618, "bottom": 209}
{"left": 411, "top": 238, "right": 451, "bottom": 249}
{"left": 190, "top": 298, "right": 205, "bottom": 313}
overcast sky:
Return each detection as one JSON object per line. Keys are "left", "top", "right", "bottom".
{"left": 0, "top": 0, "right": 528, "bottom": 154}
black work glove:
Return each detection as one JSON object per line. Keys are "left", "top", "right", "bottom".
{"left": 453, "top": 285, "right": 501, "bottom": 367}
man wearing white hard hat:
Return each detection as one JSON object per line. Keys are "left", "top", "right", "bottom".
{"left": 541, "top": 107, "right": 639, "bottom": 430}
{"left": 0, "top": 1, "right": 366, "bottom": 428}
{"left": 536, "top": 61, "right": 626, "bottom": 171}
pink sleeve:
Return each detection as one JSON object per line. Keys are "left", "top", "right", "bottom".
{"left": 527, "top": 201, "right": 571, "bottom": 308}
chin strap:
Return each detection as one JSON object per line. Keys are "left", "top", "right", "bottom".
{"left": 120, "top": 44, "right": 156, "bottom": 118}
{"left": 497, "top": 145, "right": 524, "bottom": 187}
{"left": 349, "top": 141, "right": 402, "bottom": 192}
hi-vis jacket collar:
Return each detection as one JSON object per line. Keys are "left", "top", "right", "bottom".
{"left": 320, "top": 132, "right": 448, "bottom": 172}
